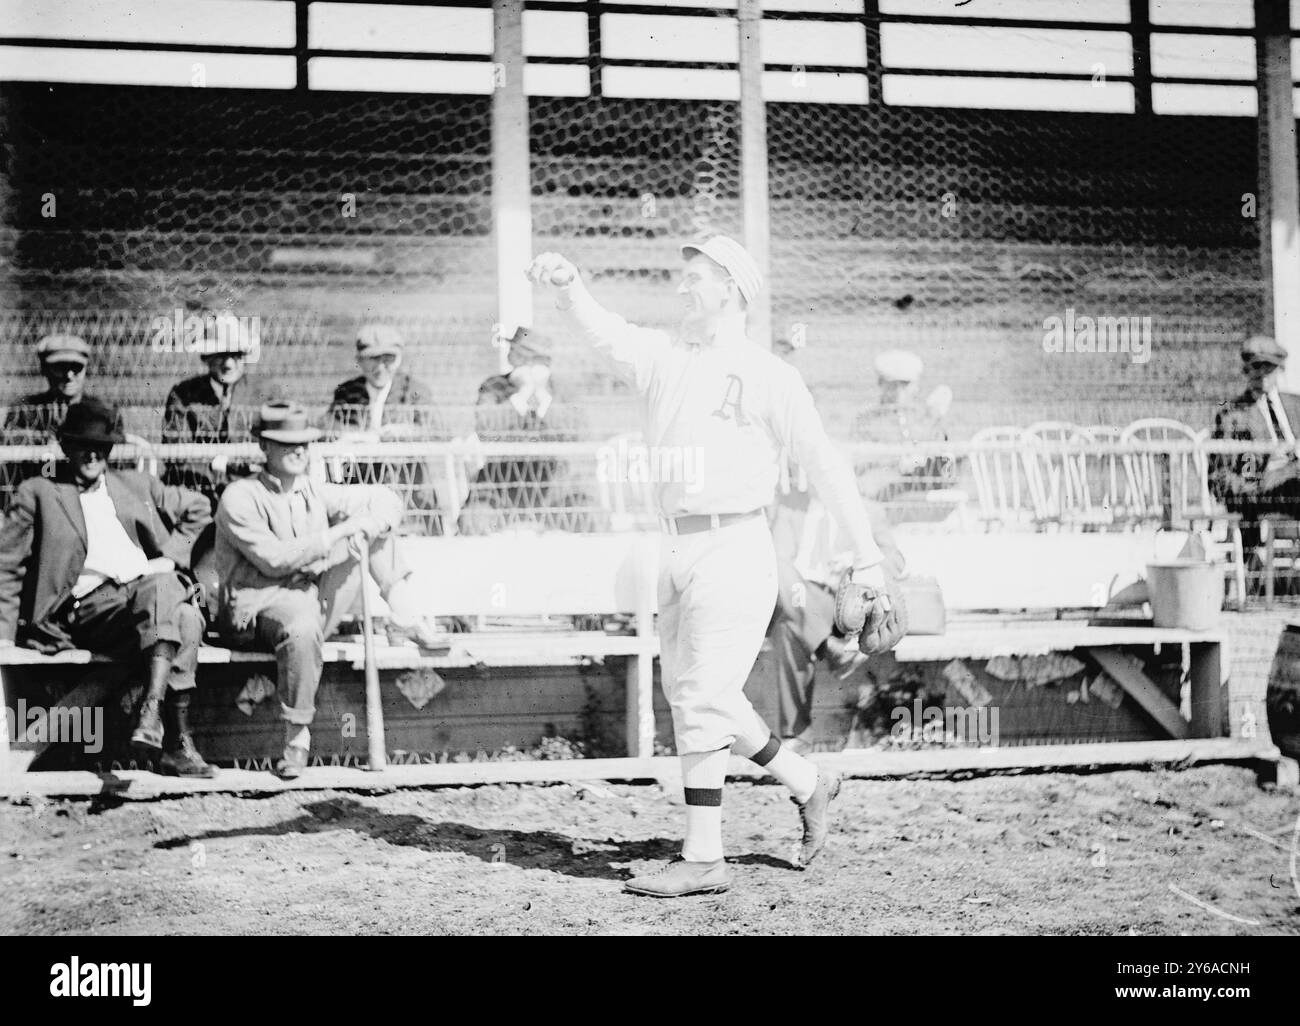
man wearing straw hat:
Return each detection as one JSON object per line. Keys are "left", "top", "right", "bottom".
{"left": 527, "top": 237, "right": 906, "bottom": 897}
{"left": 214, "top": 401, "right": 446, "bottom": 778}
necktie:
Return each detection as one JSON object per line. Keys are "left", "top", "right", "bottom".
{"left": 289, "top": 487, "right": 310, "bottom": 539}
{"left": 1270, "top": 393, "right": 1294, "bottom": 444}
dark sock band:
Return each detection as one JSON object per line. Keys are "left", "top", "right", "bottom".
{"left": 751, "top": 734, "right": 781, "bottom": 767}
{"left": 683, "top": 787, "right": 724, "bottom": 807}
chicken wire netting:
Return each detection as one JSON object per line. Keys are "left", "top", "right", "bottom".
{"left": 0, "top": 73, "right": 1273, "bottom": 533}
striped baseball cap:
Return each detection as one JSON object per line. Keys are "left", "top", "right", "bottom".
{"left": 681, "top": 235, "right": 763, "bottom": 305}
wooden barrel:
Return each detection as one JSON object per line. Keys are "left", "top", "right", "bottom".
{"left": 1266, "top": 624, "right": 1300, "bottom": 760}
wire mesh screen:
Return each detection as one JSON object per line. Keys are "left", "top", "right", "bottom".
{"left": 0, "top": 21, "right": 1279, "bottom": 552}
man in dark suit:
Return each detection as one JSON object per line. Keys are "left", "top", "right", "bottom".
{"left": 1210, "top": 334, "right": 1300, "bottom": 554}
{"left": 459, "top": 326, "right": 597, "bottom": 533}
{"left": 162, "top": 314, "right": 274, "bottom": 508}
{"left": 3, "top": 334, "right": 95, "bottom": 441}
{"left": 327, "top": 324, "right": 445, "bottom": 534}
{"left": 0, "top": 399, "right": 215, "bottom": 776}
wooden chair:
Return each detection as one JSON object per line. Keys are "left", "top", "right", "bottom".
{"left": 1122, "top": 419, "right": 1245, "bottom": 607}
{"left": 1078, "top": 425, "right": 1134, "bottom": 529}
{"left": 969, "top": 426, "right": 1046, "bottom": 530}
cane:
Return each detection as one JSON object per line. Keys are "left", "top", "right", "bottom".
{"left": 353, "top": 538, "right": 387, "bottom": 772}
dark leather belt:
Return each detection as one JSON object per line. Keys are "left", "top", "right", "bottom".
{"left": 659, "top": 510, "right": 762, "bottom": 535}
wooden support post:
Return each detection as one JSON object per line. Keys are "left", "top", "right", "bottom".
{"left": 1256, "top": 0, "right": 1300, "bottom": 388}
{"left": 625, "top": 535, "right": 657, "bottom": 758}
{"left": 737, "top": 0, "right": 772, "bottom": 350}
{"left": 493, "top": 0, "right": 534, "bottom": 342}
{"left": 1088, "top": 646, "right": 1190, "bottom": 740}
{"left": 1188, "top": 641, "right": 1224, "bottom": 739}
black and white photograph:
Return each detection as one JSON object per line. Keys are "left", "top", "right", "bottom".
{"left": 0, "top": 0, "right": 1297, "bottom": 965}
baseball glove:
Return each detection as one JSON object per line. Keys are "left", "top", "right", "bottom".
{"left": 834, "top": 570, "right": 909, "bottom": 655}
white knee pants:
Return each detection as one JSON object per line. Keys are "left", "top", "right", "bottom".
{"left": 658, "top": 515, "right": 777, "bottom": 755}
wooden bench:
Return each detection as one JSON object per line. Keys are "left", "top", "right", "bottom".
{"left": 890, "top": 529, "right": 1234, "bottom": 741}
{"left": 0, "top": 531, "right": 659, "bottom": 783}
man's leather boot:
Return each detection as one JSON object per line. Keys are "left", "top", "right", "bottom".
{"left": 159, "top": 690, "right": 215, "bottom": 778}
{"left": 131, "top": 641, "right": 176, "bottom": 753}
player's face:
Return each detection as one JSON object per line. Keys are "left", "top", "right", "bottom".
{"left": 206, "top": 353, "right": 245, "bottom": 386}
{"left": 678, "top": 255, "right": 734, "bottom": 322}
{"left": 360, "top": 352, "right": 400, "bottom": 388}
{"left": 261, "top": 438, "right": 312, "bottom": 478}
{"left": 43, "top": 361, "right": 87, "bottom": 400}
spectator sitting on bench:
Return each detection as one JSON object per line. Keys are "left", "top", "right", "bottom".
{"left": 214, "top": 401, "right": 446, "bottom": 779}
{"left": 327, "top": 323, "right": 445, "bottom": 534}
{"left": 1210, "top": 334, "right": 1300, "bottom": 574}
{"left": 0, "top": 399, "right": 216, "bottom": 777}
{"left": 162, "top": 313, "right": 275, "bottom": 509}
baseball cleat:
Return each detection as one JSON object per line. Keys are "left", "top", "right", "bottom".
{"left": 623, "top": 858, "right": 731, "bottom": 898}
{"left": 793, "top": 769, "right": 842, "bottom": 868}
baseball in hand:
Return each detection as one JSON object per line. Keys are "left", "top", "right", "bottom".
{"left": 526, "top": 253, "right": 577, "bottom": 288}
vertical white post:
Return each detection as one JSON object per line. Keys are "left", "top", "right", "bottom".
{"left": 493, "top": 0, "right": 533, "bottom": 342}
{"left": 1257, "top": 0, "right": 1300, "bottom": 389}
{"left": 0, "top": 666, "right": 11, "bottom": 794}
{"left": 626, "top": 535, "right": 657, "bottom": 758}
{"left": 738, "top": 0, "right": 772, "bottom": 350}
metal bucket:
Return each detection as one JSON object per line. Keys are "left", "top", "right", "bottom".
{"left": 1146, "top": 560, "right": 1222, "bottom": 631}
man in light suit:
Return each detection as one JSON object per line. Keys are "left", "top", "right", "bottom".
{"left": 0, "top": 399, "right": 214, "bottom": 776}
{"left": 1210, "top": 334, "right": 1300, "bottom": 558}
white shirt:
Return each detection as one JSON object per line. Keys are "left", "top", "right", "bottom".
{"left": 570, "top": 295, "right": 883, "bottom": 567}
{"left": 365, "top": 379, "right": 393, "bottom": 432}
{"left": 73, "top": 478, "right": 151, "bottom": 598}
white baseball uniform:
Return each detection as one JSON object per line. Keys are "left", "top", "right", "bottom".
{"left": 569, "top": 297, "right": 883, "bottom": 755}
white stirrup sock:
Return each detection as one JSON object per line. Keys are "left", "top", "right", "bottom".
{"left": 680, "top": 748, "right": 730, "bottom": 863}
{"left": 752, "top": 734, "right": 818, "bottom": 804}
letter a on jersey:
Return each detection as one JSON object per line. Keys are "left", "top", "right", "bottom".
{"left": 712, "top": 374, "right": 749, "bottom": 425}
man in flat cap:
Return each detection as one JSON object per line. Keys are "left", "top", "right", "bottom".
{"left": 1210, "top": 334, "right": 1300, "bottom": 563}
{"left": 0, "top": 399, "right": 215, "bottom": 776}
{"left": 4, "top": 334, "right": 96, "bottom": 442}
{"left": 852, "top": 348, "right": 955, "bottom": 509}
{"left": 215, "top": 401, "right": 447, "bottom": 778}
{"left": 327, "top": 323, "right": 446, "bottom": 534}
{"left": 459, "top": 326, "right": 596, "bottom": 533}
{"left": 162, "top": 313, "right": 276, "bottom": 508}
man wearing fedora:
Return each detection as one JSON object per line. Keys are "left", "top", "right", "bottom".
{"left": 1211, "top": 334, "right": 1300, "bottom": 560}
{"left": 327, "top": 323, "right": 445, "bottom": 534}
{"left": 216, "top": 401, "right": 446, "bottom": 778}
{"left": 3, "top": 333, "right": 97, "bottom": 441}
{"left": 0, "top": 399, "right": 215, "bottom": 777}
{"left": 162, "top": 313, "right": 276, "bottom": 507}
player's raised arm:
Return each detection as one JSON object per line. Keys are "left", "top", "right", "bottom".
{"left": 526, "top": 252, "right": 667, "bottom": 390}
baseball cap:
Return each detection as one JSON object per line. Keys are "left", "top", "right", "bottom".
{"left": 680, "top": 235, "right": 763, "bottom": 305}
{"left": 1241, "top": 334, "right": 1288, "bottom": 367}
{"left": 506, "top": 326, "right": 553, "bottom": 365}
{"left": 36, "top": 333, "right": 90, "bottom": 366}
{"left": 356, "top": 324, "right": 403, "bottom": 357}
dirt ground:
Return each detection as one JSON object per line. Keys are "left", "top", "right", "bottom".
{"left": 2, "top": 764, "right": 1297, "bottom": 936}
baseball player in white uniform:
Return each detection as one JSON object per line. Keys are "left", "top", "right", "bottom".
{"left": 527, "top": 237, "right": 904, "bottom": 897}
